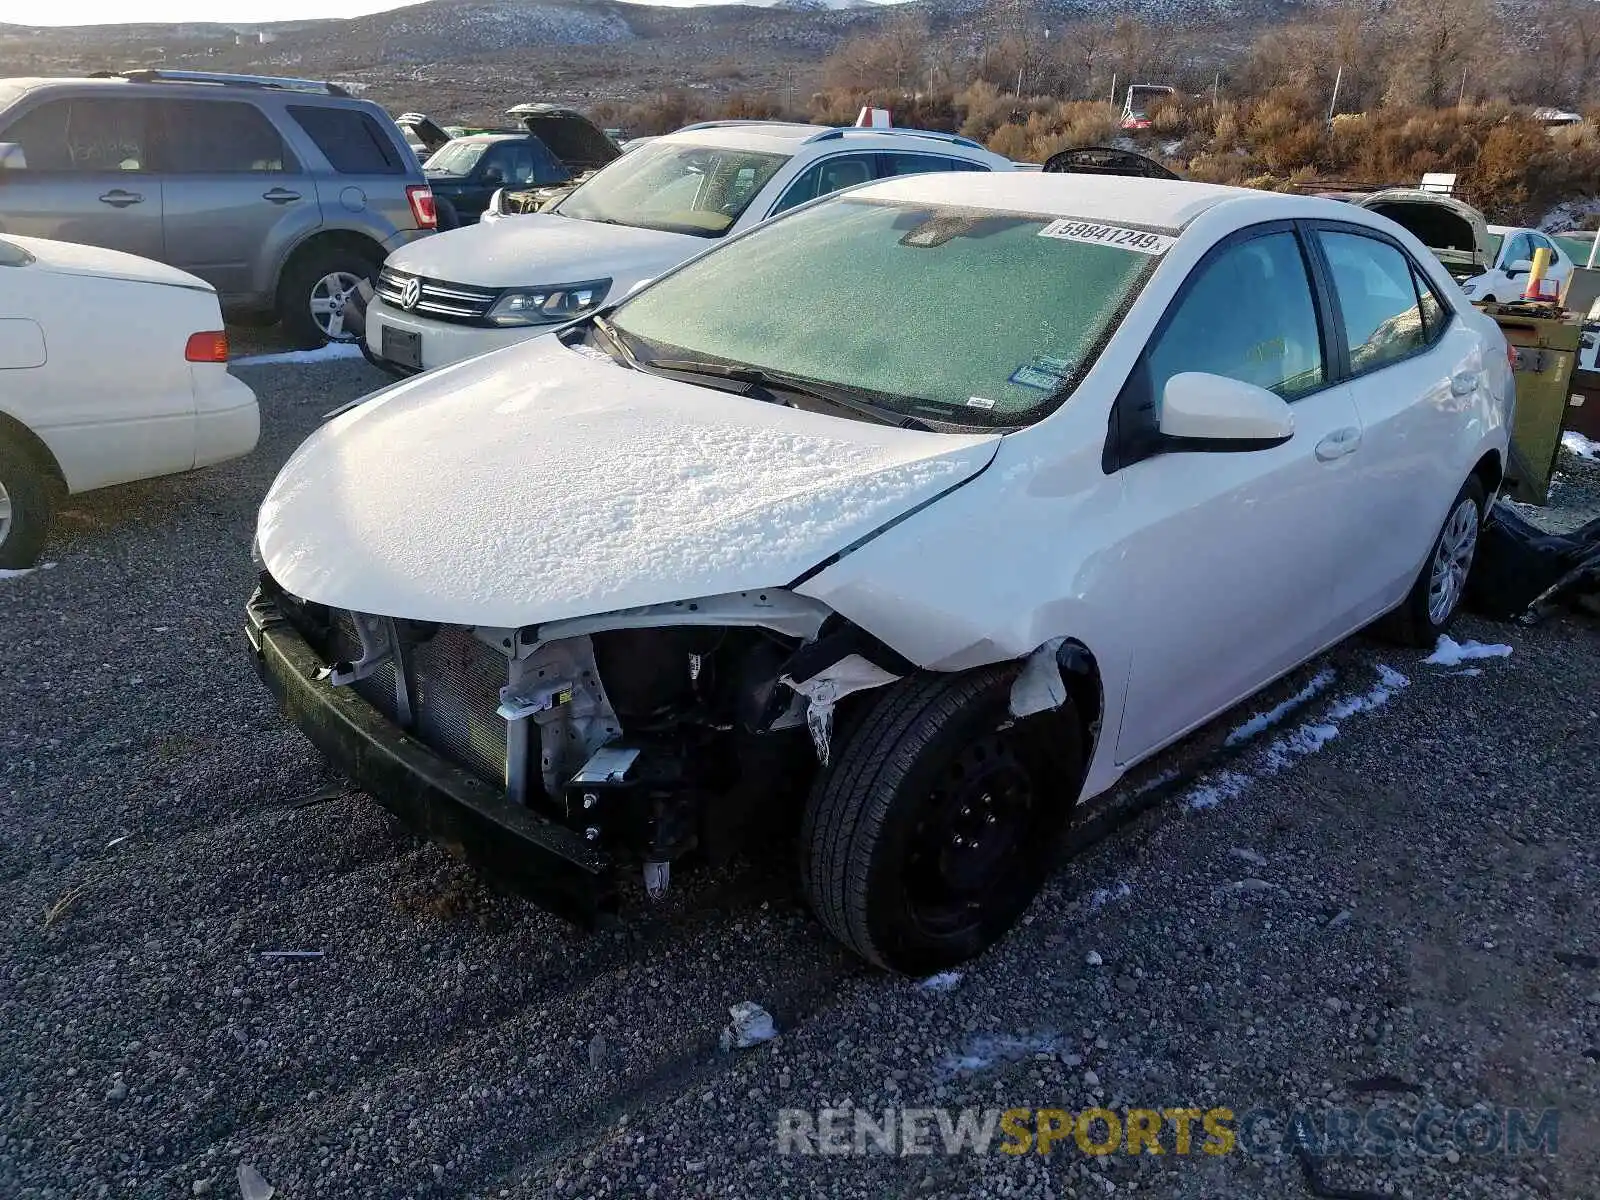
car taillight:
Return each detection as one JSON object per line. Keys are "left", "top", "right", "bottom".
{"left": 407, "top": 184, "right": 437, "bottom": 230}
{"left": 185, "top": 331, "right": 228, "bottom": 363}
{"left": 1507, "top": 341, "right": 1518, "bottom": 369}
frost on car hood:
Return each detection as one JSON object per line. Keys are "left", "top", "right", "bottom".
{"left": 386, "top": 213, "right": 704, "bottom": 290}
{"left": 257, "top": 338, "right": 1001, "bottom": 627}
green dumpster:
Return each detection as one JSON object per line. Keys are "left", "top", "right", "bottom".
{"left": 1479, "top": 302, "right": 1581, "bottom": 505}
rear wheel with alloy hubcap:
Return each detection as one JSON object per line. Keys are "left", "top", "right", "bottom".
{"left": 278, "top": 247, "right": 379, "bottom": 349}
{"left": 1381, "top": 475, "right": 1486, "bottom": 647}
{"left": 801, "top": 666, "right": 1083, "bottom": 975}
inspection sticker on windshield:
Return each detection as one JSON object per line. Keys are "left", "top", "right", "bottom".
{"left": 1009, "top": 355, "right": 1073, "bottom": 391}
{"left": 1037, "top": 220, "right": 1175, "bottom": 255}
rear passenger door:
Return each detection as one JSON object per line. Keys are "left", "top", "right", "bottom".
{"left": 153, "top": 99, "right": 320, "bottom": 304}
{"left": 1309, "top": 223, "right": 1482, "bottom": 621}
{"left": 0, "top": 96, "right": 163, "bottom": 261}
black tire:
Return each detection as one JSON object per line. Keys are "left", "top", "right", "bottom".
{"left": 1379, "top": 475, "right": 1486, "bottom": 647}
{"left": 0, "top": 437, "right": 57, "bottom": 570}
{"left": 434, "top": 195, "right": 461, "bottom": 231}
{"left": 276, "top": 245, "right": 379, "bottom": 350}
{"left": 800, "top": 666, "right": 1082, "bottom": 975}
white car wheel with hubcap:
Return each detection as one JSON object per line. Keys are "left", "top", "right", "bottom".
{"left": 1381, "top": 475, "right": 1486, "bottom": 646}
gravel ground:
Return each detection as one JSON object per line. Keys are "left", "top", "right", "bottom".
{"left": 1, "top": 346, "right": 1598, "bottom": 1200}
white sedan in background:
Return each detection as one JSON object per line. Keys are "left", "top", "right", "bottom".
{"left": 0, "top": 235, "right": 259, "bottom": 568}
{"left": 250, "top": 173, "right": 1511, "bottom": 974}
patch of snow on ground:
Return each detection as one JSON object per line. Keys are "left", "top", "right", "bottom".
{"left": 232, "top": 343, "right": 366, "bottom": 367}
{"left": 1225, "top": 668, "right": 1337, "bottom": 746}
{"left": 918, "top": 971, "right": 962, "bottom": 992}
{"left": 1086, "top": 880, "right": 1132, "bottom": 910}
{"left": 1562, "top": 430, "right": 1600, "bottom": 461}
{"left": 1183, "top": 665, "right": 1409, "bottom": 811}
{"left": 939, "top": 1032, "right": 1062, "bottom": 1077}
{"left": 0, "top": 567, "right": 34, "bottom": 579}
{"left": 1184, "top": 770, "right": 1252, "bottom": 811}
{"left": 1132, "top": 768, "right": 1180, "bottom": 795}
{"left": 1425, "top": 635, "right": 1513, "bottom": 667}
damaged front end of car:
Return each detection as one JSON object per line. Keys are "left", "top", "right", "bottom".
{"left": 246, "top": 575, "right": 923, "bottom": 919}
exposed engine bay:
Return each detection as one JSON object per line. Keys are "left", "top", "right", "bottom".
{"left": 264, "top": 578, "right": 965, "bottom": 899}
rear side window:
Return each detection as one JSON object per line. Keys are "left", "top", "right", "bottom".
{"left": 1319, "top": 231, "right": 1430, "bottom": 374}
{"left": 288, "top": 105, "right": 404, "bottom": 174}
{"left": 1, "top": 97, "right": 149, "bottom": 171}
{"left": 158, "top": 100, "right": 291, "bottom": 173}
{"left": 1412, "top": 265, "right": 1448, "bottom": 342}
{"left": 1146, "top": 231, "right": 1326, "bottom": 404}
{"left": 877, "top": 152, "right": 988, "bottom": 178}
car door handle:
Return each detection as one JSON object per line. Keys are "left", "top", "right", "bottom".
{"left": 263, "top": 188, "right": 301, "bottom": 204}
{"left": 98, "top": 189, "right": 143, "bottom": 208}
{"left": 1315, "top": 427, "right": 1362, "bottom": 461}
{"left": 1451, "top": 370, "right": 1481, "bottom": 396}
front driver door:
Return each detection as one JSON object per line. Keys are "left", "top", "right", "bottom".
{"left": 1110, "top": 225, "right": 1365, "bottom": 764}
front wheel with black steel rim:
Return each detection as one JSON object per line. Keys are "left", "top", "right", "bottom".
{"left": 800, "top": 666, "right": 1082, "bottom": 975}
{"left": 0, "top": 437, "right": 57, "bottom": 570}
{"left": 277, "top": 247, "right": 378, "bottom": 350}
{"left": 1380, "top": 475, "right": 1486, "bottom": 647}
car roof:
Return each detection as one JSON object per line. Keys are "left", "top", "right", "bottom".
{"left": 847, "top": 171, "right": 1282, "bottom": 230}
{"left": 658, "top": 121, "right": 998, "bottom": 160}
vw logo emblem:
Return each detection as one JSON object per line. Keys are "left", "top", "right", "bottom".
{"left": 398, "top": 277, "right": 422, "bottom": 310}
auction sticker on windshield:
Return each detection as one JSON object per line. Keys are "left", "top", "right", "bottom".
{"left": 1037, "top": 220, "right": 1175, "bottom": 255}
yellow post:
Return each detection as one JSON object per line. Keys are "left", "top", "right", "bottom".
{"left": 1522, "top": 245, "right": 1554, "bottom": 301}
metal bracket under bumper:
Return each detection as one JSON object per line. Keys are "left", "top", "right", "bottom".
{"left": 245, "top": 588, "right": 617, "bottom": 924}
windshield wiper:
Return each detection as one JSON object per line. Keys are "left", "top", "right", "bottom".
{"left": 640, "top": 358, "right": 932, "bottom": 429}
{"left": 590, "top": 313, "right": 641, "bottom": 369}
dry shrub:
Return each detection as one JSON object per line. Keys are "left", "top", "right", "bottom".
{"left": 1245, "top": 87, "right": 1324, "bottom": 173}
{"left": 1183, "top": 152, "right": 1256, "bottom": 186}
{"left": 986, "top": 123, "right": 1031, "bottom": 160}
{"left": 1053, "top": 100, "right": 1121, "bottom": 149}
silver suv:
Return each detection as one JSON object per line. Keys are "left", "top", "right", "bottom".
{"left": 0, "top": 69, "right": 438, "bottom": 347}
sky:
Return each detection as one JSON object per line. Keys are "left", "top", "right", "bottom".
{"left": 0, "top": 0, "right": 761, "bottom": 25}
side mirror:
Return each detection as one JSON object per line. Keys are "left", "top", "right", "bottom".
{"left": 0, "top": 143, "right": 26, "bottom": 171}
{"left": 486, "top": 187, "right": 506, "bottom": 215}
{"left": 1158, "top": 372, "right": 1295, "bottom": 450}
{"left": 1506, "top": 258, "right": 1534, "bottom": 278}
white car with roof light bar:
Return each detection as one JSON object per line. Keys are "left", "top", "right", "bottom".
{"left": 250, "top": 172, "right": 1511, "bottom": 974}
{"left": 361, "top": 119, "right": 1012, "bottom": 376}
{"left": 0, "top": 234, "right": 257, "bottom": 568}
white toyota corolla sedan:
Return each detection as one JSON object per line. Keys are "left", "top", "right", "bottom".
{"left": 0, "top": 235, "right": 259, "bottom": 569}
{"left": 247, "top": 172, "right": 1512, "bottom": 974}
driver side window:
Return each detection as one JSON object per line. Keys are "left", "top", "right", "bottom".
{"left": 1145, "top": 230, "right": 1326, "bottom": 413}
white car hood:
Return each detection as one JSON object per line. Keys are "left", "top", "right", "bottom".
{"left": 1, "top": 234, "right": 213, "bottom": 292}
{"left": 387, "top": 213, "right": 706, "bottom": 289}
{"left": 258, "top": 337, "right": 1001, "bottom": 627}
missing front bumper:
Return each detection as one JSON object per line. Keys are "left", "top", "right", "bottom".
{"left": 245, "top": 586, "right": 617, "bottom": 922}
